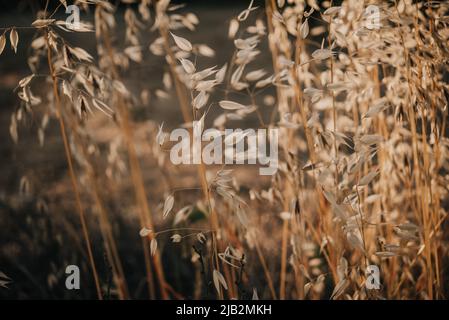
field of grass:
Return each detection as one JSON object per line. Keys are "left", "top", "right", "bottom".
{"left": 0, "top": 0, "right": 448, "bottom": 300}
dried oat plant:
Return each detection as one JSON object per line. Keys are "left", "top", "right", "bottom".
{"left": 0, "top": 0, "right": 448, "bottom": 300}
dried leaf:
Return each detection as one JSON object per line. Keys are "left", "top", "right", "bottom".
{"left": 219, "top": 100, "right": 247, "bottom": 110}
{"left": 197, "top": 44, "right": 215, "bottom": 57}
{"left": 179, "top": 57, "right": 195, "bottom": 74}
{"left": 38, "top": 128, "right": 45, "bottom": 147}
{"left": 31, "top": 19, "right": 55, "bottom": 28}
{"left": 9, "top": 114, "right": 18, "bottom": 144}
{"left": 0, "top": 280, "right": 11, "bottom": 289}
{"left": 228, "top": 19, "right": 239, "bottom": 39}
{"left": 393, "top": 227, "right": 419, "bottom": 241}
{"left": 0, "top": 33, "right": 6, "bottom": 55}
{"left": 255, "top": 76, "right": 273, "bottom": 88}
{"left": 272, "top": 10, "right": 284, "bottom": 23}
{"left": 215, "top": 63, "right": 227, "bottom": 83}
{"left": 68, "top": 46, "right": 93, "bottom": 62}
{"left": 358, "top": 170, "right": 379, "bottom": 186}
{"left": 170, "top": 32, "right": 192, "bottom": 51}
{"left": 92, "top": 98, "right": 113, "bottom": 116}
{"left": 31, "top": 36, "right": 46, "bottom": 50}
{"left": 330, "top": 278, "right": 348, "bottom": 300}
{"left": 280, "top": 211, "right": 292, "bottom": 220}
{"left": 324, "top": 6, "right": 341, "bottom": 16}
{"left": 304, "top": 282, "right": 313, "bottom": 296}
{"left": 312, "top": 48, "right": 334, "bottom": 60}
{"left": 196, "top": 112, "right": 206, "bottom": 133}
{"left": 0, "top": 271, "right": 11, "bottom": 281}
{"left": 213, "top": 269, "right": 228, "bottom": 294}
{"left": 397, "top": 222, "right": 419, "bottom": 232}
{"left": 245, "top": 69, "right": 266, "bottom": 82}
{"left": 150, "top": 238, "right": 158, "bottom": 256}
{"left": 360, "top": 134, "right": 383, "bottom": 145}
{"left": 195, "top": 79, "right": 217, "bottom": 91}
{"left": 191, "top": 66, "right": 218, "bottom": 82}
{"left": 337, "top": 257, "right": 348, "bottom": 280}
{"left": 252, "top": 288, "right": 259, "bottom": 300}
{"left": 230, "top": 65, "right": 245, "bottom": 88}
{"left": 375, "top": 251, "right": 398, "bottom": 258}
{"left": 124, "top": 46, "right": 142, "bottom": 63}
{"left": 10, "top": 28, "right": 18, "bottom": 53}
{"left": 62, "top": 80, "right": 72, "bottom": 101}
{"left": 163, "top": 72, "right": 172, "bottom": 90}
{"left": 139, "top": 227, "right": 152, "bottom": 237}
{"left": 192, "top": 91, "right": 209, "bottom": 110}
{"left": 364, "top": 100, "right": 390, "bottom": 118}
{"left": 326, "top": 81, "right": 353, "bottom": 92}
{"left": 163, "top": 194, "right": 175, "bottom": 219}
{"left": 113, "top": 80, "right": 130, "bottom": 97}
{"left": 300, "top": 19, "right": 309, "bottom": 39}
{"left": 18, "top": 74, "right": 34, "bottom": 87}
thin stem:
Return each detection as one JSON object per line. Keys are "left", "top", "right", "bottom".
{"left": 45, "top": 29, "right": 102, "bottom": 299}
{"left": 98, "top": 15, "right": 168, "bottom": 299}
